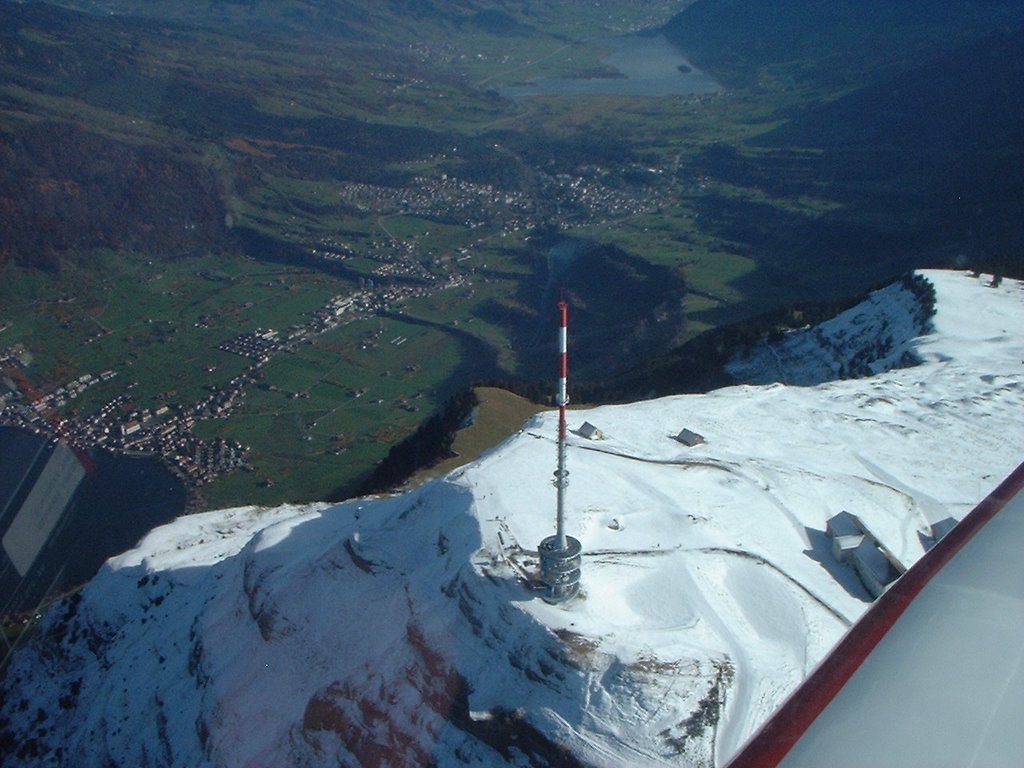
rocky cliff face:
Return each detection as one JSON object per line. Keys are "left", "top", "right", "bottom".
{"left": 726, "top": 273, "right": 936, "bottom": 385}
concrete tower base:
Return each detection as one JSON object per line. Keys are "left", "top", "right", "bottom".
{"left": 538, "top": 535, "right": 582, "bottom": 604}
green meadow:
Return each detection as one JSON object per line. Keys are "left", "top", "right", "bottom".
{"left": 6, "top": 0, "right": 1009, "bottom": 507}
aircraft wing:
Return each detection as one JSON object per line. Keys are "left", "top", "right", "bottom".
{"left": 726, "top": 460, "right": 1024, "bottom": 768}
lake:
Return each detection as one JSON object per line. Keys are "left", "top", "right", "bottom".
{"left": 500, "top": 33, "right": 721, "bottom": 98}
{"left": 0, "top": 426, "right": 186, "bottom": 615}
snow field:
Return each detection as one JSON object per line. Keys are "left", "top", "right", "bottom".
{"left": 3, "top": 271, "right": 1022, "bottom": 767}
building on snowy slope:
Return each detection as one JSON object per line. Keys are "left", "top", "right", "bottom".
{"left": 576, "top": 421, "right": 603, "bottom": 440}
{"left": 827, "top": 511, "right": 906, "bottom": 599}
{"left": 673, "top": 428, "right": 705, "bottom": 447}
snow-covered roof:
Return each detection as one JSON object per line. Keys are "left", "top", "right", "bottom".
{"left": 674, "top": 427, "right": 705, "bottom": 446}
{"left": 850, "top": 537, "right": 896, "bottom": 585}
{"left": 826, "top": 510, "right": 864, "bottom": 539}
{"left": 833, "top": 533, "right": 864, "bottom": 552}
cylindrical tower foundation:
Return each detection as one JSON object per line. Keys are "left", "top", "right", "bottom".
{"left": 538, "top": 535, "right": 581, "bottom": 603}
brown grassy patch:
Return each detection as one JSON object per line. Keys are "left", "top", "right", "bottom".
{"left": 421, "top": 387, "right": 544, "bottom": 481}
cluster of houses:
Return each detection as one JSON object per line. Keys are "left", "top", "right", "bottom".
{"left": 21, "top": 370, "right": 117, "bottom": 413}
{"left": 218, "top": 328, "right": 282, "bottom": 364}
{"left": 0, "top": 255, "right": 475, "bottom": 507}
{"left": 0, "top": 376, "right": 250, "bottom": 498}
{"left": 334, "top": 162, "right": 674, "bottom": 253}
{"left": 0, "top": 268, "right": 461, "bottom": 509}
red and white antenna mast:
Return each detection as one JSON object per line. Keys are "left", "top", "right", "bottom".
{"left": 538, "top": 297, "right": 581, "bottom": 603}
{"left": 554, "top": 298, "right": 570, "bottom": 549}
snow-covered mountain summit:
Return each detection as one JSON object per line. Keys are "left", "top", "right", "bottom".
{"left": 2, "top": 271, "right": 1022, "bottom": 767}
{"left": 726, "top": 273, "right": 936, "bottom": 385}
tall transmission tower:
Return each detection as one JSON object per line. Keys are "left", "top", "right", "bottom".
{"left": 537, "top": 298, "right": 582, "bottom": 603}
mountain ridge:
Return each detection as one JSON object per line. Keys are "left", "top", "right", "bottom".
{"left": 3, "top": 270, "right": 1022, "bottom": 766}
{"left": 663, "top": 0, "right": 1024, "bottom": 86}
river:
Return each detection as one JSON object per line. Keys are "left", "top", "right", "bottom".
{"left": 500, "top": 33, "right": 721, "bottom": 98}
